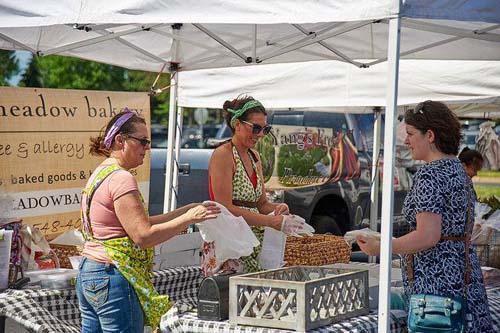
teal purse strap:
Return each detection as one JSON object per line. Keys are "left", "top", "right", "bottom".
{"left": 406, "top": 179, "right": 473, "bottom": 298}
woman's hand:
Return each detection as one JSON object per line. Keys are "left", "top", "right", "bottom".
{"left": 273, "top": 203, "right": 289, "bottom": 216}
{"left": 185, "top": 202, "right": 220, "bottom": 223}
{"left": 356, "top": 235, "right": 380, "bottom": 256}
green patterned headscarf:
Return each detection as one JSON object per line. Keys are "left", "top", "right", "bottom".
{"left": 227, "top": 99, "right": 264, "bottom": 127}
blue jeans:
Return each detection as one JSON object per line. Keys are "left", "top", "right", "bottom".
{"left": 76, "top": 257, "right": 144, "bottom": 333}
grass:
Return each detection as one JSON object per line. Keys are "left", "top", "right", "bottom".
{"left": 477, "top": 170, "right": 500, "bottom": 178}
{"left": 476, "top": 185, "right": 500, "bottom": 201}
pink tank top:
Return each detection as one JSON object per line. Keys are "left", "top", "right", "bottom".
{"left": 81, "top": 165, "right": 138, "bottom": 263}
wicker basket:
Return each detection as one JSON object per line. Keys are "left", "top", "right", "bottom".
{"left": 50, "top": 244, "right": 82, "bottom": 269}
{"left": 284, "top": 234, "right": 351, "bottom": 266}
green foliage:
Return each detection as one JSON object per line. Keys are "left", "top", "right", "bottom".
{"left": 255, "top": 135, "right": 276, "bottom": 182}
{"left": 125, "top": 70, "right": 170, "bottom": 124}
{"left": 0, "top": 50, "right": 20, "bottom": 85}
{"left": 19, "top": 55, "right": 43, "bottom": 87}
{"left": 476, "top": 185, "right": 500, "bottom": 203}
{"left": 277, "top": 144, "right": 328, "bottom": 183}
{"left": 36, "top": 55, "right": 128, "bottom": 90}
{"left": 17, "top": 55, "right": 171, "bottom": 123}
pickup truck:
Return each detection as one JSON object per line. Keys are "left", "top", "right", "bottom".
{"left": 148, "top": 110, "right": 413, "bottom": 235}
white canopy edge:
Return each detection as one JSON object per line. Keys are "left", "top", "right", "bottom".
{"left": 1, "top": 0, "right": 499, "bottom": 27}
{"left": 178, "top": 59, "right": 500, "bottom": 117}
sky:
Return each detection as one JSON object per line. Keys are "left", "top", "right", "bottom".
{"left": 9, "top": 50, "right": 32, "bottom": 85}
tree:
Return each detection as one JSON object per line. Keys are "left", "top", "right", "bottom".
{"left": 125, "top": 70, "right": 171, "bottom": 124}
{"left": 0, "top": 50, "right": 20, "bottom": 85}
{"left": 36, "top": 55, "right": 128, "bottom": 91}
{"left": 19, "top": 55, "right": 43, "bottom": 87}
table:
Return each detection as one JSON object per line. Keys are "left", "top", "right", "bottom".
{"left": 1, "top": 264, "right": 499, "bottom": 333}
{"left": 159, "top": 263, "right": 500, "bottom": 333}
{"left": 0, "top": 266, "right": 202, "bottom": 333}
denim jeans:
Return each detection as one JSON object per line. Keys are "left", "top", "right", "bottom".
{"left": 76, "top": 257, "right": 144, "bottom": 333}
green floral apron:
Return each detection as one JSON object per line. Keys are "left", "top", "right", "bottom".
{"left": 81, "top": 164, "right": 171, "bottom": 329}
{"left": 231, "top": 145, "right": 264, "bottom": 273}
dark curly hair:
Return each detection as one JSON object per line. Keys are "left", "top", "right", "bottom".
{"left": 458, "top": 147, "right": 484, "bottom": 169}
{"left": 89, "top": 111, "right": 146, "bottom": 157}
{"left": 223, "top": 95, "right": 267, "bottom": 134}
{"left": 404, "top": 100, "right": 462, "bottom": 155}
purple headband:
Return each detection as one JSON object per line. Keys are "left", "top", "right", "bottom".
{"left": 103, "top": 110, "right": 135, "bottom": 149}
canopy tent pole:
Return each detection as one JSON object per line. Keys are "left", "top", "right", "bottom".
{"left": 377, "top": 2, "right": 401, "bottom": 331}
{"left": 164, "top": 69, "right": 178, "bottom": 213}
{"left": 369, "top": 108, "right": 382, "bottom": 263}
{"left": 163, "top": 24, "right": 182, "bottom": 213}
{"left": 170, "top": 105, "right": 184, "bottom": 210}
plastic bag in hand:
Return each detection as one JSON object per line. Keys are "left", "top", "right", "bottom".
{"left": 281, "top": 215, "right": 314, "bottom": 237}
{"left": 196, "top": 202, "right": 259, "bottom": 263}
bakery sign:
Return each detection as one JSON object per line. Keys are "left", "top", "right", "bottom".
{"left": 0, "top": 87, "right": 151, "bottom": 239}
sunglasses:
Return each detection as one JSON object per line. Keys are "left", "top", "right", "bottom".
{"left": 240, "top": 120, "right": 272, "bottom": 135}
{"left": 126, "top": 135, "right": 151, "bottom": 147}
{"left": 412, "top": 100, "right": 432, "bottom": 115}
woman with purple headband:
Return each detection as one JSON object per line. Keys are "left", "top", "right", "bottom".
{"left": 76, "top": 109, "right": 220, "bottom": 333}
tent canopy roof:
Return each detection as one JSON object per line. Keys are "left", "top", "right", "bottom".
{"left": 177, "top": 59, "right": 500, "bottom": 118}
{"left": 1, "top": 1, "right": 500, "bottom": 72}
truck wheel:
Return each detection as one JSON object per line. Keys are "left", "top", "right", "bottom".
{"left": 310, "top": 215, "right": 342, "bottom": 235}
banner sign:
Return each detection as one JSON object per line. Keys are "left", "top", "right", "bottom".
{"left": 0, "top": 87, "right": 151, "bottom": 239}
{"left": 257, "top": 125, "right": 361, "bottom": 190}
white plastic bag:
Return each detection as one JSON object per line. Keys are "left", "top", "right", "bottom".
{"left": 196, "top": 202, "right": 259, "bottom": 263}
{"left": 258, "top": 227, "right": 287, "bottom": 270}
{"left": 344, "top": 228, "right": 382, "bottom": 246}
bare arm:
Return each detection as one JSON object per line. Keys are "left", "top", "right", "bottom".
{"left": 392, "top": 212, "right": 442, "bottom": 254}
{"left": 114, "top": 192, "right": 219, "bottom": 249}
{"left": 149, "top": 203, "right": 197, "bottom": 225}
{"left": 209, "top": 147, "right": 282, "bottom": 230}
{"left": 357, "top": 212, "right": 442, "bottom": 256}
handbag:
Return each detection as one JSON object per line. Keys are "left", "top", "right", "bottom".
{"left": 406, "top": 181, "right": 473, "bottom": 333}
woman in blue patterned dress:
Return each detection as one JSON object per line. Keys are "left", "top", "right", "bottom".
{"left": 357, "top": 101, "right": 492, "bottom": 332}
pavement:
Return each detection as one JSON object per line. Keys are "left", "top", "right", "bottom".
{"left": 473, "top": 176, "right": 500, "bottom": 186}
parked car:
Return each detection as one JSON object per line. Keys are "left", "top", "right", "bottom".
{"left": 149, "top": 110, "right": 412, "bottom": 235}
{"left": 181, "top": 124, "right": 221, "bottom": 148}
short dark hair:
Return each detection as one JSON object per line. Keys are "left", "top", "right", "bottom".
{"left": 404, "top": 100, "right": 462, "bottom": 155}
{"left": 458, "top": 147, "right": 484, "bottom": 169}
{"left": 223, "top": 95, "right": 267, "bottom": 134}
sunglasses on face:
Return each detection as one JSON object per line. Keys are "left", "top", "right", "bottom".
{"left": 126, "top": 135, "right": 151, "bottom": 147}
{"left": 240, "top": 120, "right": 272, "bottom": 135}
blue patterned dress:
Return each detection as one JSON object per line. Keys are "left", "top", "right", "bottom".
{"left": 401, "top": 158, "right": 492, "bottom": 332}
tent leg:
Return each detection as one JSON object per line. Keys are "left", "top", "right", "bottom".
{"left": 170, "top": 106, "right": 184, "bottom": 210}
{"left": 369, "top": 108, "right": 382, "bottom": 263}
{"left": 377, "top": 6, "right": 401, "bottom": 333}
{"left": 164, "top": 71, "right": 178, "bottom": 213}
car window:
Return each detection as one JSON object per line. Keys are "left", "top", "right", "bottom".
{"left": 303, "top": 112, "right": 348, "bottom": 131}
{"left": 270, "top": 112, "right": 304, "bottom": 126}
{"left": 151, "top": 125, "right": 168, "bottom": 148}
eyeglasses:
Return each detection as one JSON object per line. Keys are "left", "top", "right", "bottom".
{"left": 240, "top": 120, "right": 272, "bottom": 135}
{"left": 126, "top": 135, "right": 151, "bottom": 147}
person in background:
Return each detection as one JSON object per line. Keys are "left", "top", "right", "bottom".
{"left": 76, "top": 109, "right": 220, "bottom": 333}
{"left": 356, "top": 101, "right": 492, "bottom": 332}
{"left": 459, "top": 147, "right": 484, "bottom": 179}
{"left": 202, "top": 95, "right": 308, "bottom": 276}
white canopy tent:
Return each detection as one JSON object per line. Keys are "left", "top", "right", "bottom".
{"left": 177, "top": 59, "right": 500, "bottom": 116}
{"left": 1, "top": 1, "right": 500, "bottom": 331}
